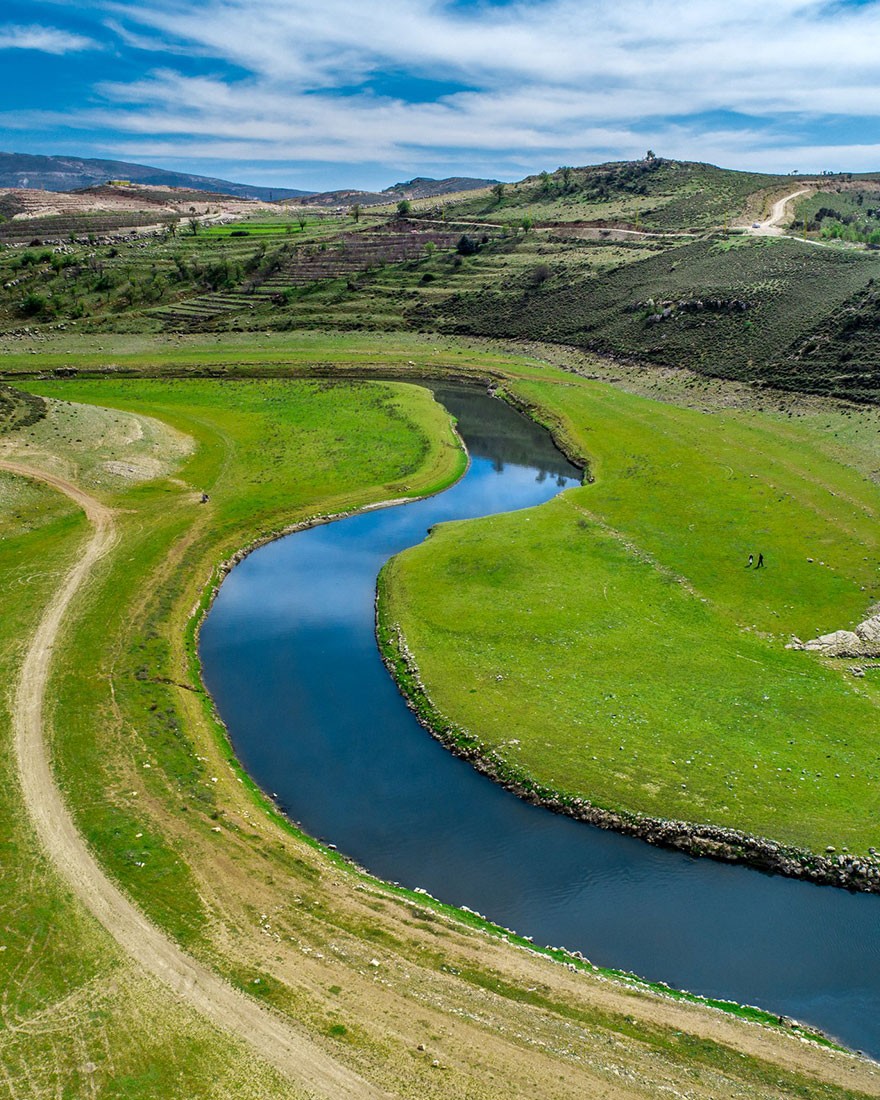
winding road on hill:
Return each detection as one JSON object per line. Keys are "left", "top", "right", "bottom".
{"left": 747, "top": 187, "right": 812, "bottom": 235}
{"left": 2, "top": 459, "right": 386, "bottom": 1100}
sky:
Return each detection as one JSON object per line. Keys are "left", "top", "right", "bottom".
{"left": 2, "top": 0, "right": 880, "bottom": 191}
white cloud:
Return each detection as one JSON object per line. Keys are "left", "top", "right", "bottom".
{"left": 0, "top": 24, "right": 98, "bottom": 53}
{"left": 15, "top": 0, "right": 880, "bottom": 182}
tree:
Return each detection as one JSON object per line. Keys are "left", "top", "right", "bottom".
{"left": 397, "top": 198, "right": 412, "bottom": 216}
{"left": 491, "top": 182, "right": 505, "bottom": 205}
{"left": 187, "top": 217, "right": 200, "bottom": 236}
{"left": 521, "top": 215, "right": 534, "bottom": 234}
{"left": 298, "top": 214, "right": 307, "bottom": 231}
{"left": 350, "top": 203, "right": 362, "bottom": 223}
{"left": 645, "top": 149, "right": 656, "bottom": 161}
{"left": 456, "top": 234, "right": 478, "bottom": 256}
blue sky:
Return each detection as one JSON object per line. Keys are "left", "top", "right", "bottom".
{"left": 2, "top": 0, "right": 880, "bottom": 190}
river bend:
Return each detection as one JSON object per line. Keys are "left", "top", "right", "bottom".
{"left": 200, "top": 384, "right": 880, "bottom": 1057}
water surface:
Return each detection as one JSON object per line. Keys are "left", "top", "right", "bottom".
{"left": 200, "top": 384, "right": 880, "bottom": 1056}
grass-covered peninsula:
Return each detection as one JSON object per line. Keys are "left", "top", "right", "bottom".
{"left": 381, "top": 370, "right": 880, "bottom": 867}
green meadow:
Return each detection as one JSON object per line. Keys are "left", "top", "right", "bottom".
{"left": 3, "top": 343, "right": 880, "bottom": 1096}
{"left": 381, "top": 373, "right": 880, "bottom": 855}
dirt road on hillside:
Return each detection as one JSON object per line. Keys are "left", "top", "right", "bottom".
{"left": 3, "top": 460, "right": 386, "bottom": 1100}
{"left": 748, "top": 187, "right": 812, "bottom": 235}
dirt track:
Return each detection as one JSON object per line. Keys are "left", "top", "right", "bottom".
{"left": 748, "top": 187, "right": 812, "bottom": 235}
{"left": 3, "top": 460, "right": 386, "bottom": 1100}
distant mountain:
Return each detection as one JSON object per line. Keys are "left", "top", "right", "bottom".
{"left": 297, "top": 176, "right": 502, "bottom": 209}
{"left": 297, "top": 188, "right": 389, "bottom": 208}
{"left": 383, "top": 176, "right": 499, "bottom": 199}
{"left": 0, "top": 153, "right": 313, "bottom": 201}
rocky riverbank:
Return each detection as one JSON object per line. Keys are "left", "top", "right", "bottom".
{"left": 378, "top": 619, "right": 880, "bottom": 895}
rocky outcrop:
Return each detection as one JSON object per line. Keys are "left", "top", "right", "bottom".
{"left": 794, "top": 610, "right": 880, "bottom": 658}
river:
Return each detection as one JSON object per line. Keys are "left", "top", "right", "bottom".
{"left": 199, "top": 383, "right": 880, "bottom": 1057}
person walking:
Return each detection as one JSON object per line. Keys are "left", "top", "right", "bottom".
{"left": 746, "top": 553, "right": 754, "bottom": 568}
{"left": 756, "top": 552, "right": 764, "bottom": 569}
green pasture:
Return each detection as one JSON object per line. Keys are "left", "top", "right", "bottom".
{"left": 382, "top": 374, "right": 880, "bottom": 854}
{"left": 0, "top": 469, "right": 296, "bottom": 1098}
{"left": 9, "top": 376, "right": 463, "bottom": 941}
{"left": 4, "top": 352, "right": 880, "bottom": 1092}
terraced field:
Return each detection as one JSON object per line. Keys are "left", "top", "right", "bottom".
{"left": 151, "top": 225, "right": 468, "bottom": 328}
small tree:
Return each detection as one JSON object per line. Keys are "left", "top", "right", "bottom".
{"left": 187, "top": 217, "right": 200, "bottom": 236}
{"left": 521, "top": 215, "right": 534, "bottom": 234}
{"left": 350, "top": 203, "right": 362, "bottom": 222}
{"left": 397, "top": 198, "right": 412, "bottom": 216}
{"left": 491, "top": 182, "right": 505, "bottom": 205}
{"left": 645, "top": 149, "right": 656, "bottom": 161}
{"left": 298, "top": 214, "right": 307, "bottom": 231}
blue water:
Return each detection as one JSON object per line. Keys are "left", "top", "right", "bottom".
{"left": 200, "top": 384, "right": 880, "bottom": 1057}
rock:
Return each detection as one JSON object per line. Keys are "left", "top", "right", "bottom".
{"left": 855, "top": 613, "right": 880, "bottom": 644}
{"left": 804, "top": 630, "right": 863, "bottom": 657}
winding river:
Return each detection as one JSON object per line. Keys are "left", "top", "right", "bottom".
{"left": 200, "top": 384, "right": 880, "bottom": 1057}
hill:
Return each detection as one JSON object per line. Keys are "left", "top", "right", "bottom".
{"left": 0, "top": 152, "right": 312, "bottom": 201}
{"left": 298, "top": 176, "right": 499, "bottom": 208}
{"left": 383, "top": 175, "right": 499, "bottom": 199}
{"left": 2, "top": 155, "right": 879, "bottom": 402}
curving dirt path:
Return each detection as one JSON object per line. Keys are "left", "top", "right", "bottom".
{"left": 747, "top": 187, "right": 812, "bottom": 235}
{"left": 3, "top": 460, "right": 387, "bottom": 1100}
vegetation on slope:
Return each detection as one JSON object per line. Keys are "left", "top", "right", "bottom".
{"left": 1, "top": 158, "right": 879, "bottom": 403}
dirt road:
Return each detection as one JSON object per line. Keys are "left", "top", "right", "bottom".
{"left": 4, "top": 460, "right": 386, "bottom": 1100}
{"left": 747, "top": 187, "right": 812, "bottom": 235}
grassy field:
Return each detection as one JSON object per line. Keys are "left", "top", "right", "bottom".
{"left": 381, "top": 371, "right": 880, "bottom": 856}
{"left": 2, "top": 345, "right": 878, "bottom": 1097}
{"left": 0, "top": 467, "right": 300, "bottom": 1099}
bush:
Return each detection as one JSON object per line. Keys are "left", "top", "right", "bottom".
{"left": 20, "top": 292, "right": 48, "bottom": 317}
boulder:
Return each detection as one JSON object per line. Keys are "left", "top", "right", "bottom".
{"left": 804, "top": 630, "right": 863, "bottom": 656}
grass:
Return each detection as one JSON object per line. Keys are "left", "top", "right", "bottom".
{"left": 3, "top": 339, "right": 880, "bottom": 1097}
{"left": 2, "top": 159, "right": 879, "bottom": 407}
{"left": 12, "top": 376, "right": 464, "bottom": 947}
{"left": 0, "top": 469, "right": 299, "bottom": 1100}
{"left": 381, "top": 372, "right": 880, "bottom": 855}
{"left": 425, "top": 235, "right": 880, "bottom": 400}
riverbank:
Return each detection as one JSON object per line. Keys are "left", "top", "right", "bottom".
{"left": 378, "top": 614, "right": 880, "bottom": 893}
{"left": 6, "top": 354, "right": 880, "bottom": 1097}
{"left": 381, "top": 368, "right": 880, "bottom": 864}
